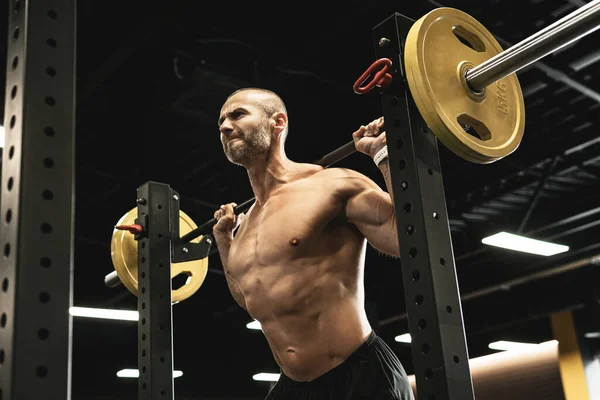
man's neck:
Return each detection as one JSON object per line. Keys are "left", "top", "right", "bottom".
{"left": 246, "top": 153, "right": 296, "bottom": 205}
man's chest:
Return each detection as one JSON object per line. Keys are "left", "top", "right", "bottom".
{"left": 227, "top": 187, "right": 344, "bottom": 272}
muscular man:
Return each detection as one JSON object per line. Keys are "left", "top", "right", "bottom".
{"left": 213, "top": 87, "right": 414, "bottom": 400}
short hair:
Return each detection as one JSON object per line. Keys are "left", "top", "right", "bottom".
{"left": 227, "top": 87, "right": 289, "bottom": 141}
{"left": 227, "top": 87, "right": 287, "bottom": 118}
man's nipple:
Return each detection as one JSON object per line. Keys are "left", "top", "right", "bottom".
{"left": 290, "top": 237, "right": 300, "bottom": 246}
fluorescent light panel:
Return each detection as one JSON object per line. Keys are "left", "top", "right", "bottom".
{"left": 117, "top": 369, "right": 183, "bottom": 378}
{"left": 247, "top": 320, "right": 262, "bottom": 330}
{"left": 481, "top": 232, "right": 569, "bottom": 256}
{"left": 253, "top": 373, "right": 280, "bottom": 382}
{"left": 394, "top": 333, "right": 412, "bottom": 343}
{"left": 69, "top": 306, "right": 138, "bottom": 321}
{"left": 489, "top": 340, "right": 558, "bottom": 351}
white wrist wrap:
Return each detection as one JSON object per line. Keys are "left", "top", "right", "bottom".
{"left": 373, "top": 146, "right": 388, "bottom": 166}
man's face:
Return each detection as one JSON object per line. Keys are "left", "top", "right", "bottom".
{"left": 218, "top": 92, "right": 271, "bottom": 166}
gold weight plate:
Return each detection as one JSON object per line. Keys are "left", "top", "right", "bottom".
{"left": 110, "top": 207, "right": 208, "bottom": 303}
{"left": 405, "top": 7, "right": 525, "bottom": 163}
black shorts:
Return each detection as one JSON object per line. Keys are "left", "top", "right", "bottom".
{"left": 265, "top": 331, "right": 415, "bottom": 400}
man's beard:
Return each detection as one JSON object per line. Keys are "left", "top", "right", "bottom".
{"left": 225, "top": 123, "right": 270, "bottom": 166}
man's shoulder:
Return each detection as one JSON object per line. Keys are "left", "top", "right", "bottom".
{"left": 311, "top": 167, "right": 379, "bottom": 194}
{"left": 314, "top": 166, "right": 370, "bottom": 181}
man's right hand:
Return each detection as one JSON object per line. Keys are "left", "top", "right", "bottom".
{"left": 213, "top": 202, "right": 244, "bottom": 240}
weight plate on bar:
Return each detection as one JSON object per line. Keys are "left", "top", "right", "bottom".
{"left": 405, "top": 7, "right": 526, "bottom": 163}
{"left": 110, "top": 207, "right": 208, "bottom": 303}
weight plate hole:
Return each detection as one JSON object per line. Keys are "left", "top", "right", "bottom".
{"left": 452, "top": 25, "right": 485, "bottom": 52}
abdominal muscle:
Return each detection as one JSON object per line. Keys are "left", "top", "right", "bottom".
{"left": 242, "top": 251, "right": 372, "bottom": 382}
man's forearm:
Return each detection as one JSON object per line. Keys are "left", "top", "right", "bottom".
{"left": 213, "top": 235, "right": 233, "bottom": 271}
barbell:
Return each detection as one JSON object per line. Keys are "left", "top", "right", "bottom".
{"left": 106, "top": 3, "right": 600, "bottom": 301}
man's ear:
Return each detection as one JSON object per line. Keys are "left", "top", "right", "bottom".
{"left": 271, "top": 112, "right": 287, "bottom": 136}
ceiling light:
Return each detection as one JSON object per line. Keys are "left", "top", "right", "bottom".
{"left": 482, "top": 232, "right": 569, "bottom": 256}
{"left": 584, "top": 331, "right": 600, "bottom": 339}
{"left": 117, "top": 369, "right": 183, "bottom": 378}
{"left": 252, "top": 373, "right": 280, "bottom": 382}
{"left": 489, "top": 340, "right": 557, "bottom": 351}
{"left": 394, "top": 333, "right": 412, "bottom": 343}
{"left": 246, "top": 320, "right": 262, "bottom": 330}
{"left": 69, "top": 306, "right": 138, "bottom": 321}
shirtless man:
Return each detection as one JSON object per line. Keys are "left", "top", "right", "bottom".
{"left": 213, "top": 87, "right": 414, "bottom": 399}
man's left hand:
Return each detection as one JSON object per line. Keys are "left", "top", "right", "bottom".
{"left": 352, "top": 117, "right": 386, "bottom": 158}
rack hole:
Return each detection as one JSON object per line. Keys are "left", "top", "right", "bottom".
{"left": 0, "top": 313, "right": 6, "bottom": 327}
{"left": 403, "top": 203, "right": 412, "bottom": 213}
{"left": 46, "top": 38, "right": 57, "bottom": 48}
{"left": 446, "top": 305, "right": 453, "bottom": 313}
{"left": 422, "top": 343, "right": 430, "bottom": 355}
{"left": 453, "top": 355, "right": 460, "bottom": 363}
{"left": 40, "top": 257, "right": 51, "bottom": 268}
{"left": 9, "top": 146, "right": 14, "bottom": 159}
{"left": 11, "top": 86, "right": 17, "bottom": 99}
{"left": 433, "top": 212, "right": 439, "bottom": 219}
{"left": 42, "top": 190, "right": 53, "bottom": 200}
{"left": 0, "top": 349, "right": 4, "bottom": 364}
{"left": 5, "top": 209, "right": 12, "bottom": 224}
{"left": 41, "top": 223, "right": 52, "bottom": 234}
{"left": 10, "top": 116, "right": 16, "bottom": 129}
{"left": 401, "top": 181, "right": 408, "bottom": 190}
{"left": 45, "top": 96, "right": 56, "bottom": 106}
{"left": 43, "top": 158, "right": 54, "bottom": 168}
{"left": 36, "top": 365, "right": 48, "bottom": 378}
{"left": 44, "top": 126, "right": 55, "bottom": 137}
{"left": 46, "top": 67, "right": 57, "bottom": 77}
{"left": 12, "top": 56, "right": 19, "bottom": 70}
{"left": 39, "top": 292, "right": 50, "bottom": 303}
{"left": 428, "top": 168, "right": 433, "bottom": 175}
{"left": 415, "top": 295, "right": 424, "bottom": 305}
{"left": 38, "top": 328, "right": 49, "bottom": 340}
{"left": 409, "top": 248, "right": 418, "bottom": 258}
{"left": 398, "top": 159, "right": 406, "bottom": 170}
{"left": 7, "top": 177, "right": 13, "bottom": 191}
{"left": 440, "top": 258, "right": 446, "bottom": 266}
{"left": 4, "top": 244, "right": 10, "bottom": 258}
{"left": 412, "top": 271, "right": 420, "bottom": 282}
{"left": 2, "top": 278, "right": 8, "bottom": 292}
{"left": 406, "top": 225, "right": 415, "bottom": 235}
{"left": 418, "top": 319, "right": 427, "bottom": 330}
{"left": 47, "top": 10, "right": 58, "bottom": 19}
{"left": 425, "top": 368, "right": 433, "bottom": 379}
{"left": 396, "top": 138, "right": 404, "bottom": 149}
